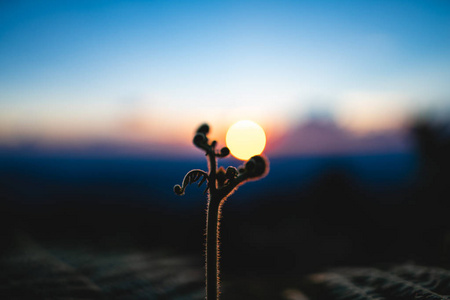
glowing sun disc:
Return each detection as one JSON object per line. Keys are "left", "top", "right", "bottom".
{"left": 226, "top": 120, "right": 266, "bottom": 160}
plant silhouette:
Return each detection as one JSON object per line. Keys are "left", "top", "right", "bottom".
{"left": 174, "top": 123, "right": 269, "bottom": 299}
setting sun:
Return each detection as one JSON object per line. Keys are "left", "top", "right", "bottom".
{"left": 226, "top": 120, "right": 266, "bottom": 160}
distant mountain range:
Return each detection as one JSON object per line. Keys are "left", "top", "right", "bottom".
{"left": 269, "top": 120, "right": 411, "bottom": 157}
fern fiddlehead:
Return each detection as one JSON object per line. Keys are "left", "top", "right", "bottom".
{"left": 174, "top": 123, "right": 268, "bottom": 300}
{"left": 174, "top": 170, "right": 209, "bottom": 195}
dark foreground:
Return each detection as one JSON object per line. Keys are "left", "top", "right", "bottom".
{"left": 1, "top": 122, "right": 450, "bottom": 299}
{"left": 2, "top": 230, "right": 450, "bottom": 299}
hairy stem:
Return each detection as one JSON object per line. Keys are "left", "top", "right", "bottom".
{"left": 206, "top": 195, "right": 220, "bottom": 299}
{"left": 205, "top": 142, "right": 220, "bottom": 299}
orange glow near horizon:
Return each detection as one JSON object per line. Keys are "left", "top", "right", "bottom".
{"left": 226, "top": 120, "right": 266, "bottom": 160}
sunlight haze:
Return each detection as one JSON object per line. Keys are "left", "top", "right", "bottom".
{"left": 1, "top": 0, "right": 449, "bottom": 156}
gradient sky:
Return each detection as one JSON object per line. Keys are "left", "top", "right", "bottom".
{"left": 1, "top": 0, "right": 450, "bottom": 155}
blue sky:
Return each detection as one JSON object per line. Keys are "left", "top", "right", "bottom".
{"left": 1, "top": 0, "right": 449, "bottom": 154}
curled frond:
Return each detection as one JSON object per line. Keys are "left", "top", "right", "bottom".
{"left": 214, "top": 155, "right": 269, "bottom": 199}
{"left": 193, "top": 132, "right": 209, "bottom": 151}
{"left": 192, "top": 123, "right": 212, "bottom": 152}
{"left": 196, "top": 123, "right": 209, "bottom": 134}
{"left": 225, "top": 166, "right": 238, "bottom": 179}
{"left": 216, "top": 147, "right": 230, "bottom": 158}
{"left": 243, "top": 155, "right": 269, "bottom": 179}
{"left": 192, "top": 124, "right": 231, "bottom": 161}
{"left": 174, "top": 169, "right": 209, "bottom": 196}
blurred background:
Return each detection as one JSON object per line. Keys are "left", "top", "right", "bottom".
{"left": 1, "top": 0, "right": 450, "bottom": 298}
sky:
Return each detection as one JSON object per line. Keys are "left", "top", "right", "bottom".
{"left": 1, "top": 0, "right": 450, "bottom": 157}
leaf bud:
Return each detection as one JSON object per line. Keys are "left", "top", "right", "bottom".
{"left": 197, "top": 123, "right": 209, "bottom": 135}
{"left": 217, "top": 147, "right": 230, "bottom": 157}
{"left": 245, "top": 155, "right": 268, "bottom": 178}
{"left": 193, "top": 132, "right": 207, "bottom": 147}
{"left": 174, "top": 185, "right": 184, "bottom": 195}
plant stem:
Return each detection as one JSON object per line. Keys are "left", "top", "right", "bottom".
{"left": 206, "top": 195, "right": 220, "bottom": 299}
{"left": 205, "top": 143, "right": 220, "bottom": 300}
